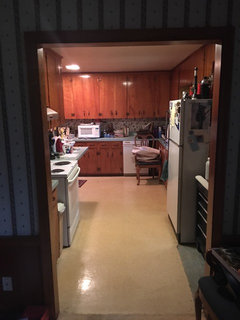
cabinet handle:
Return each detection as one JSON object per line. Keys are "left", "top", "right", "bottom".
{"left": 126, "top": 112, "right": 129, "bottom": 116}
{"left": 52, "top": 196, "right": 56, "bottom": 201}
{"left": 97, "top": 151, "right": 100, "bottom": 155}
{"left": 71, "top": 113, "right": 75, "bottom": 117}
{"left": 99, "top": 113, "right": 102, "bottom": 116}
{"left": 115, "top": 111, "right": 117, "bottom": 115}
{"left": 97, "top": 168, "right": 101, "bottom": 171}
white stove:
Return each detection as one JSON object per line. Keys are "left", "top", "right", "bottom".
{"left": 50, "top": 159, "right": 80, "bottom": 247}
{"left": 51, "top": 159, "right": 78, "bottom": 178}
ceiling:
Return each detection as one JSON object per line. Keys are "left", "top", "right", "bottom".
{"left": 51, "top": 43, "right": 203, "bottom": 73}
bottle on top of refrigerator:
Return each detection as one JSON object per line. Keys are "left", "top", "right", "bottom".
{"left": 205, "top": 157, "right": 210, "bottom": 181}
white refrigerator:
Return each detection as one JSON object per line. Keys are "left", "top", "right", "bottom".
{"left": 167, "top": 99, "right": 212, "bottom": 243}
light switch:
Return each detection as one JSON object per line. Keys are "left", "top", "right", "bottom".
{"left": 2, "top": 277, "right": 13, "bottom": 291}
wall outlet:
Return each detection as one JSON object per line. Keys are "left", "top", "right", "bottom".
{"left": 2, "top": 277, "right": 13, "bottom": 291}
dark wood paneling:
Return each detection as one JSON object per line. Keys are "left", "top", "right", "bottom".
{"left": 170, "top": 44, "right": 215, "bottom": 99}
{"left": 0, "top": 237, "right": 43, "bottom": 313}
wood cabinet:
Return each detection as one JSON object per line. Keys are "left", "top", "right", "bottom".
{"left": 44, "top": 49, "right": 64, "bottom": 126}
{"left": 62, "top": 71, "right": 170, "bottom": 120}
{"left": 75, "top": 142, "right": 98, "bottom": 175}
{"left": 122, "top": 72, "right": 170, "bottom": 119}
{"left": 127, "top": 72, "right": 154, "bottom": 118}
{"left": 170, "top": 44, "right": 215, "bottom": 100}
{"left": 49, "top": 188, "right": 60, "bottom": 264}
{"left": 63, "top": 74, "right": 100, "bottom": 119}
{"left": 99, "top": 73, "right": 127, "bottom": 118}
{"left": 75, "top": 141, "right": 123, "bottom": 175}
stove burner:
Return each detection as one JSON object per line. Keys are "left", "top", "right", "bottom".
{"left": 54, "top": 161, "right": 71, "bottom": 166}
{"left": 52, "top": 169, "right": 65, "bottom": 173}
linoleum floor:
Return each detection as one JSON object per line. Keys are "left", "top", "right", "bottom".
{"left": 57, "top": 177, "right": 195, "bottom": 320}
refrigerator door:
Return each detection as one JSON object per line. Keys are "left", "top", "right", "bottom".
{"left": 178, "top": 99, "right": 211, "bottom": 243}
{"left": 169, "top": 100, "right": 182, "bottom": 145}
{"left": 167, "top": 140, "right": 182, "bottom": 237}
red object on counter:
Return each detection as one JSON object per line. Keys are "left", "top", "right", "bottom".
{"left": 21, "top": 306, "right": 49, "bottom": 320}
{"left": 56, "top": 137, "right": 63, "bottom": 153}
{"left": 197, "top": 83, "right": 201, "bottom": 95}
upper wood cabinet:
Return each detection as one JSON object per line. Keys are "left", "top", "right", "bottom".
{"left": 63, "top": 74, "right": 100, "bottom": 119}
{"left": 170, "top": 44, "right": 215, "bottom": 100}
{"left": 127, "top": 72, "right": 154, "bottom": 118}
{"left": 62, "top": 71, "right": 170, "bottom": 119}
{"left": 44, "top": 49, "right": 64, "bottom": 126}
{"left": 98, "top": 73, "right": 127, "bottom": 118}
{"left": 127, "top": 72, "right": 170, "bottom": 118}
{"left": 155, "top": 72, "right": 171, "bottom": 118}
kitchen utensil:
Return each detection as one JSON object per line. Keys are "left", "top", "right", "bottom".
{"left": 123, "top": 126, "right": 130, "bottom": 137}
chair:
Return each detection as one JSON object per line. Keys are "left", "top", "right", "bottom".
{"left": 195, "top": 276, "right": 240, "bottom": 320}
{"left": 134, "top": 134, "right": 162, "bottom": 185}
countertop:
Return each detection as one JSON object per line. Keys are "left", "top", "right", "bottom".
{"left": 52, "top": 179, "right": 59, "bottom": 191}
{"left": 75, "top": 136, "right": 168, "bottom": 148}
{"left": 57, "top": 146, "right": 88, "bottom": 161}
{"left": 195, "top": 175, "right": 208, "bottom": 190}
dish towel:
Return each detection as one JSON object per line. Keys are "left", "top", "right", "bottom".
{"left": 160, "top": 160, "right": 168, "bottom": 182}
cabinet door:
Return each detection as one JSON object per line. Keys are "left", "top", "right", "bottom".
{"left": 155, "top": 72, "right": 170, "bottom": 118}
{"left": 50, "top": 189, "right": 60, "bottom": 264}
{"left": 99, "top": 73, "right": 127, "bottom": 119}
{"left": 77, "top": 74, "right": 100, "bottom": 119}
{"left": 63, "top": 74, "right": 100, "bottom": 120}
{"left": 72, "top": 74, "right": 100, "bottom": 119}
{"left": 62, "top": 75, "right": 76, "bottom": 119}
{"left": 98, "top": 143, "right": 111, "bottom": 174}
{"left": 110, "top": 142, "right": 123, "bottom": 174}
{"left": 127, "top": 72, "right": 155, "bottom": 118}
{"left": 75, "top": 142, "right": 98, "bottom": 175}
{"left": 44, "top": 49, "right": 64, "bottom": 125}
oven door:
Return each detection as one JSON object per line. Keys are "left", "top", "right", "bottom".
{"left": 67, "top": 166, "right": 80, "bottom": 245}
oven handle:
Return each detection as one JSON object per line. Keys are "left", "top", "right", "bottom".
{"left": 68, "top": 167, "right": 80, "bottom": 184}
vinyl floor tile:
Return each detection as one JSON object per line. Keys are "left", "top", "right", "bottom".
{"left": 57, "top": 177, "right": 195, "bottom": 318}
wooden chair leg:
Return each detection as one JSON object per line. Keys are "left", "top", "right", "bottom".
{"left": 158, "top": 167, "right": 161, "bottom": 183}
{"left": 136, "top": 166, "right": 140, "bottom": 185}
{"left": 195, "top": 288, "right": 202, "bottom": 320}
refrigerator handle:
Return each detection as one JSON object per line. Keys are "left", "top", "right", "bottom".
{"left": 165, "top": 110, "right": 170, "bottom": 140}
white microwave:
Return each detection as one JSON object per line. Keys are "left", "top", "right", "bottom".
{"left": 78, "top": 124, "right": 101, "bottom": 138}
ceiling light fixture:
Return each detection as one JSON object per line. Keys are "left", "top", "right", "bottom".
{"left": 80, "top": 74, "right": 91, "bottom": 78}
{"left": 65, "top": 64, "right": 80, "bottom": 71}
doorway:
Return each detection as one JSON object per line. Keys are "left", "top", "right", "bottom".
{"left": 24, "top": 28, "right": 233, "bottom": 319}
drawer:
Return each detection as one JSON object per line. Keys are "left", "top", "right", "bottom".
{"left": 197, "top": 210, "right": 207, "bottom": 228}
{"left": 197, "top": 206, "right": 207, "bottom": 222}
{"left": 197, "top": 192, "right": 208, "bottom": 211}
{"left": 197, "top": 182, "right": 208, "bottom": 199}
{"left": 111, "top": 142, "right": 122, "bottom": 148}
{"left": 196, "top": 216, "right": 207, "bottom": 238}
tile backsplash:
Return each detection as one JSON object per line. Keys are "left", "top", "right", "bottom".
{"left": 63, "top": 118, "right": 166, "bottom": 136}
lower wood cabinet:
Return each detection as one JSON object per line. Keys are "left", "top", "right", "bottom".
{"left": 50, "top": 188, "right": 60, "bottom": 264}
{"left": 75, "top": 141, "right": 123, "bottom": 175}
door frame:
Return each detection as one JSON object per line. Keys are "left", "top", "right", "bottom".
{"left": 24, "top": 27, "right": 234, "bottom": 319}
